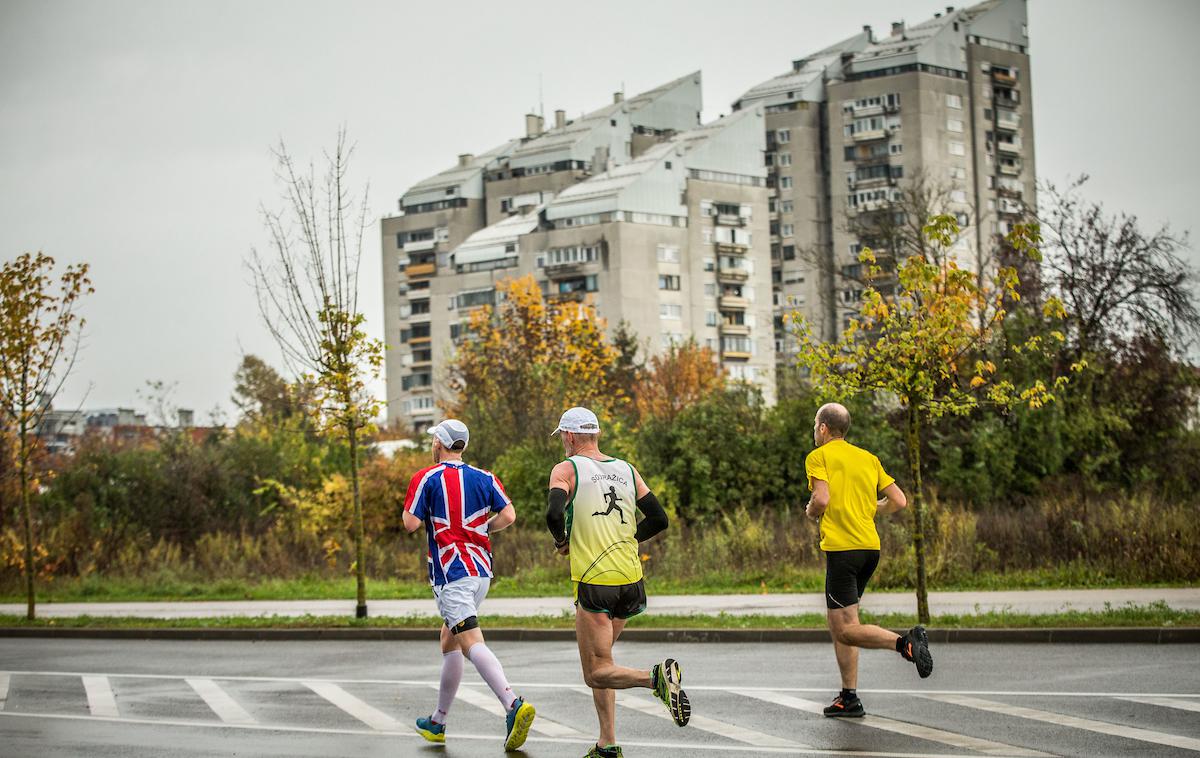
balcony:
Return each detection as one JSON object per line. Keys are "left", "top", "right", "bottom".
{"left": 852, "top": 128, "right": 888, "bottom": 142}
{"left": 715, "top": 241, "right": 749, "bottom": 255}
{"left": 404, "top": 238, "right": 436, "bottom": 254}
{"left": 410, "top": 357, "right": 433, "bottom": 369}
{"left": 997, "top": 139, "right": 1022, "bottom": 154}
{"left": 991, "top": 70, "right": 1018, "bottom": 86}
{"left": 408, "top": 335, "right": 432, "bottom": 346}
{"left": 722, "top": 350, "right": 751, "bottom": 361}
{"left": 543, "top": 261, "right": 589, "bottom": 279}
{"left": 720, "top": 322, "right": 750, "bottom": 336}
{"left": 999, "top": 162, "right": 1022, "bottom": 176}
{"left": 996, "top": 111, "right": 1020, "bottom": 131}
{"left": 850, "top": 103, "right": 883, "bottom": 117}
{"left": 548, "top": 290, "right": 589, "bottom": 304}
{"left": 715, "top": 213, "right": 745, "bottom": 227}
{"left": 998, "top": 198, "right": 1023, "bottom": 216}
{"left": 718, "top": 268, "right": 750, "bottom": 283}
{"left": 405, "top": 262, "right": 436, "bottom": 278}
{"left": 719, "top": 295, "right": 749, "bottom": 310}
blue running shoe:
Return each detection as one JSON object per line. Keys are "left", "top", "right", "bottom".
{"left": 415, "top": 715, "right": 446, "bottom": 743}
{"left": 504, "top": 696, "right": 536, "bottom": 751}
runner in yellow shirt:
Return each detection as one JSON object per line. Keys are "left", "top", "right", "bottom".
{"left": 805, "top": 402, "right": 933, "bottom": 718}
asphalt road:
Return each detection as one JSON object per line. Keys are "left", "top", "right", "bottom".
{"left": 1, "top": 637, "right": 1198, "bottom": 757}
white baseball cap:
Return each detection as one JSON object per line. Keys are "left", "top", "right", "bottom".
{"left": 551, "top": 407, "right": 601, "bottom": 436}
{"left": 427, "top": 419, "right": 470, "bottom": 448}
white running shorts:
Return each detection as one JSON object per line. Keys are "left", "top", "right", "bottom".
{"left": 433, "top": 576, "right": 490, "bottom": 629}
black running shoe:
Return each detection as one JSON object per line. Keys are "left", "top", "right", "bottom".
{"left": 899, "top": 625, "right": 934, "bottom": 678}
{"left": 823, "top": 693, "right": 865, "bottom": 718}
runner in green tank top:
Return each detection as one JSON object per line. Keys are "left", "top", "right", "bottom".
{"left": 545, "top": 407, "right": 690, "bottom": 757}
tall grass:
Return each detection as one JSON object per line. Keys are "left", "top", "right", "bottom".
{"left": 2, "top": 491, "right": 1196, "bottom": 597}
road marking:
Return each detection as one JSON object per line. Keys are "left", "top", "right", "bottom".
{"left": 0, "top": 709, "right": 997, "bottom": 757}
{"left": 82, "top": 675, "right": 119, "bottom": 717}
{"left": 186, "top": 678, "right": 256, "bottom": 725}
{"left": 0, "top": 672, "right": 8, "bottom": 710}
{"left": 4, "top": 671, "right": 1199, "bottom": 700}
{"left": 924, "top": 694, "right": 1200, "bottom": 753}
{"left": 303, "top": 680, "right": 399, "bottom": 731}
{"left": 1116, "top": 696, "right": 1200, "bottom": 714}
{"left": 430, "top": 683, "right": 585, "bottom": 738}
{"left": 735, "top": 689, "right": 1051, "bottom": 757}
{"left": 572, "top": 686, "right": 806, "bottom": 750}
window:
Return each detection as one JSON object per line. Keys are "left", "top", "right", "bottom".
{"left": 411, "top": 300, "right": 430, "bottom": 315}
{"left": 781, "top": 223, "right": 794, "bottom": 237}
{"left": 546, "top": 244, "right": 600, "bottom": 265}
{"left": 452, "top": 288, "right": 495, "bottom": 309}
{"left": 776, "top": 128, "right": 791, "bottom": 143}
{"left": 948, "top": 141, "right": 966, "bottom": 156}
{"left": 660, "top": 303, "right": 682, "bottom": 319}
{"left": 843, "top": 146, "right": 856, "bottom": 161}
{"left": 779, "top": 176, "right": 793, "bottom": 189}
{"left": 449, "top": 322, "right": 466, "bottom": 340}
{"left": 780, "top": 200, "right": 794, "bottom": 214}
{"left": 699, "top": 200, "right": 714, "bottom": 216}
{"left": 658, "top": 274, "right": 681, "bottom": 291}
{"left": 402, "top": 372, "right": 432, "bottom": 390}
{"left": 701, "top": 229, "right": 713, "bottom": 244}
{"left": 889, "top": 143, "right": 903, "bottom": 155}
{"left": 412, "top": 348, "right": 432, "bottom": 363}
{"left": 703, "top": 283, "right": 717, "bottom": 297}
{"left": 946, "top": 94, "right": 963, "bottom": 109}
{"left": 947, "top": 118, "right": 964, "bottom": 133}
{"left": 705, "top": 311, "right": 719, "bottom": 327}
{"left": 656, "top": 245, "right": 680, "bottom": 263}
{"left": 956, "top": 211, "right": 970, "bottom": 227}
{"left": 783, "top": 245, "right": 796, "bottom": 261}
{"left": 950, "top": 189, "right": 968, "bottom": 203}
{"left": 778, "top": 153, "right": 792, "bottom": 167}
{"left": 951, "top": 166, "right": 967, "bottom": 180}
{"left": 721, "top": 336, "right": 752, "bottom": 354}
{"left": 703, "top": 257, "right": 715, "bottom": 272}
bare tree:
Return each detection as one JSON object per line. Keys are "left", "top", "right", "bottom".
{"left": 249, "top": 130, "right": 382, "bottom": 618}
{"left": 0, "top": 252, "right": 92, "bottom": 619}
{"left": 1036, "top": 176, "right": 1200, "bottom": 357}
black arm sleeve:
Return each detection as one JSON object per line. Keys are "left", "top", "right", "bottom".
{"left": 633, "top": 491, "right": 668, "bottom": 542}
{"left": 546, "top": 487, "right": 570, "bottom": 544}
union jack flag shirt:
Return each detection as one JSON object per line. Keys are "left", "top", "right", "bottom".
{"left": 403, "top": 461, "right": 512, "bottom": 586}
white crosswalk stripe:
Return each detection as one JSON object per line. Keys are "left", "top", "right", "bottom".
{"left": 573, "top": 686, "right": 808, "bottom": 750}
{"left": 0, "top": 672, "right": 8, "bottom": 711}
{"left": 734, "top": 689, "right": 1052, "bottom": 757}
{"left": 923, "top": 693, "right": 1200, "bottom": 753}
{"left": 303, "top": 680, "right": 400, "bottom": 731}
{"left": 432, "top": 683, "right": 586, "bottom": 738}
{"left": 1116, "top": 695, "right": 1200, "bottom": 714}
{"left": 186, "top": 678, "right": 256, "bottom": 725}
{"left": 82, "top": 675, "right": 119, "bottom": 718}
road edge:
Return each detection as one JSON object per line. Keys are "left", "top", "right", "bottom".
{"left": 0, "top": 626, "right": 1197, "bottom": 643}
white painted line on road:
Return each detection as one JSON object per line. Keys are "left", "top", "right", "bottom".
{"left": 82, "top": 675, "right": 119, "bottom": 718}
{"left": 5, "top": 670, "right": 1200, "bottom": 700}
{"left": 0, "top": 672, "right": 8, "bottom": 711}
{"left": 0, "top": 709, "right": 997, "bottom": 756}
{"left": 923, "top": 694, "right": 1200, "bottom": 753}
{"left": 1116, "top": 696, "right": 1200, "bottom": 714}
{"left": 572, "top": 686, "right": 807, "bottom": 750}
{"left": 431, "top": 683, "right": 586, "bottom": 738}
{"left": 303, "top": 680, "right": 400, "bottom": 731}
{"left": 186, "top": 678, "right": 256, "bottom": 725}
{"left": 734, "top": 689, "right": 1051, "bottom": 757}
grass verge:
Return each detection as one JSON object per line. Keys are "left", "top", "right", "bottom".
{"left": 2, "top": 567, "right": 1194, "bottom": 605}
{"left": 1, "top": 603, "right": 1195, "bottom": 630}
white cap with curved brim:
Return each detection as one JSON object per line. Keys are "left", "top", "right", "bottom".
{"left": 427, "top": 419, "right": 470, "bottom": 448}
{"left": 551, "top": 407, "right": 601, "bottom": 436}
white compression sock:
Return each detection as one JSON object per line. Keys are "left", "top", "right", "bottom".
{"left": 433, "top": 650, "right": 463, "bottom": 723}
{"left": 466, "top": 642, "right": 516, "bottom": 710}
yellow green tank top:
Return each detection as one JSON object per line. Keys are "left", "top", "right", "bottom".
{"left": 566, "top": 455, "right": 643, "bottom": 586}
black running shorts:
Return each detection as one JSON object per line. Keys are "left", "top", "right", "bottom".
{"left": 574, "top": 579, "right": 647, "bottom": 620}
{"left": 824, "top": 549, "right": 880, "bottom": 610}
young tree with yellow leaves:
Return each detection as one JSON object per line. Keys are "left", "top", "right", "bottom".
{"left": 634, "top": 338, "right": 724, "bottom": 424}
{"left": 0, "top": 252, "right": 92, "bottom": 619}
{"left": 789, "top": 216, "right": 1077, "bottom": 623}
{"left": 249, "top": 131, "right": 383, "bottom": 618}
{"left": 445, "top": 275, "right": 616, "bottom": 468}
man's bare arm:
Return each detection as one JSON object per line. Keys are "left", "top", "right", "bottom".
{"left": 876, "top": 483, "right": 907, "bottom": 516}
{"left": 806, "top": 479, "right": 830, "bottom": 522}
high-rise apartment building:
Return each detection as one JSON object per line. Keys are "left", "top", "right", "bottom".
{"left": 382, "top": 74, "right": 775, "bottom": 429}
{"left": 734, "top": 0, "right": 1033, "bottom": 353}
{"left": 382, "top": 0, "right": 1033, "bottom": 427}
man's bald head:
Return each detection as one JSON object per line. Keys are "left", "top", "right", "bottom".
{"left": 816, "top": 403, "right": 851, "bottom": 438}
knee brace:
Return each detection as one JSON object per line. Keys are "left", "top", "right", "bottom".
{"left": 449, "top": 615, "right": 479, "bottom": 635}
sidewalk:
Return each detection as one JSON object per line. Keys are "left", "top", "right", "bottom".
{"left": 2, "top": 588, "right": 1196, "bottom": 619}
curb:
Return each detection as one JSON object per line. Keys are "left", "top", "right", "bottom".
{"left": 1, "top": 626, "right": 1197, "bottom": 643}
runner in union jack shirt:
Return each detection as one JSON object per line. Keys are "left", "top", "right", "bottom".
{"left": 401, "top": 419, "right": 536, "bottom": 750}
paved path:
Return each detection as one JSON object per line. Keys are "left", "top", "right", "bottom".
{"left": 2, "top": 588, "right": 1196, "bottom": 619}
{"left": 2, "top": 637, "right": 1199, "bottom": 757}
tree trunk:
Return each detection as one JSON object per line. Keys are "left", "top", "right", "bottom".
{"left": 906, "top": 403, "right": 930, "bottom": 624}
{"left": 348, "top": 421, "right": 367, "bottom": 618}
{"left": 18, "top": 421, "right": 35, "bottom": 621}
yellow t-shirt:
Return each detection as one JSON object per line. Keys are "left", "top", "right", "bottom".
{"left": 805, "top": 439, "right": 895, "bottom": 552}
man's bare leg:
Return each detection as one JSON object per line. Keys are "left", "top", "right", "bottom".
{"left": 827, "top": 605, "right": 900, "bottom": 650}
{"left": 577, "top": 610, "right": 646, "bottom": 748}
{"left": 833, "top": 636, "right": 859, "bottom": 690}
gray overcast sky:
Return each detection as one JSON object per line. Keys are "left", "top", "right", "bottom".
{"left": 2, "top": 0, "right": 1197, "bottom": 421}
